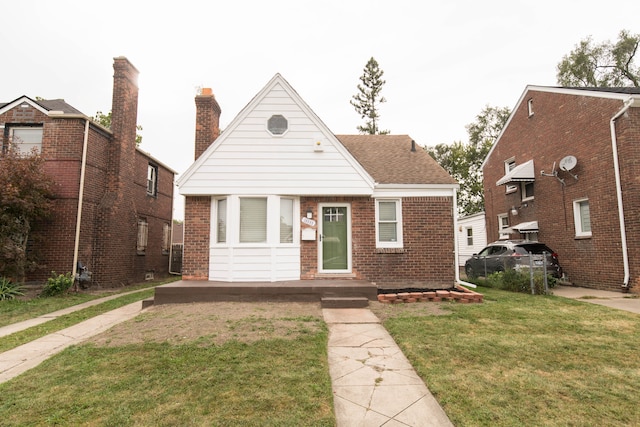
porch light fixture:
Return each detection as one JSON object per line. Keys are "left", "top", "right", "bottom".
{"left": 306, "top": 208, "right": 313, "bottom": 219}
{"left": 511, "top": 206, "right": 518, "bottom": 216}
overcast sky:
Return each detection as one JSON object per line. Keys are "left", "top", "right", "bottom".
{"left": 2, "top": 1, "right": 639, "bottom": 219}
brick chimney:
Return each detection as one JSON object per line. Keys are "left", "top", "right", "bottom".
{"left": 110, "top": 56, "right": 139, "bottom": 184}
{"left": 194, "top": 88, "right": 221, "bottom": 160}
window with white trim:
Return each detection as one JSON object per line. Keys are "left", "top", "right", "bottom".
{"left": 498, "top": 214, "right": 510, "bottom": 239}
{"left": 239, "top": 197, "right": 267, "bottom": 243}
{"left": 376, "top": 199, "right": 403, "bottom": 248}
{"left": 137, "top": 218, "right": 148, "bottom": 254}
{"left": 267, "top": 115, "right": 288, "bottom": 135}
{"left": 9, "top": 127, "right": 43, "bottom": 154}
{"left": 521, "top": 181, "right": 534, "bottom": 201}
{"left": 466, "top": 227, "right": 473, "bottom": 246}
{"left": 504, "top": 158, "right": 517, "bottom": 193}
{"left": 527, "top": 98, "right": 534, "bottom": 117}
{"left": 147, "top": 164, "right": 158, "bottom": 197}
{"left": 573, "top": 198, "right": 592, "bottom": 237}
{"left": 280, "top": 198, "right": 294, "bottom": 243}
{"left": 215, "top": 198, "right": 227, "bottom": 243}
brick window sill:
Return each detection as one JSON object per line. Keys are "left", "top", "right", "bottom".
{"left": 376, "top": 248, "right": 407, "bottom": 254}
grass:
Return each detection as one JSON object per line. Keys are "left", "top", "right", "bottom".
{"left": 374, "top": 286, "right": 640, "bottom": 426}
{"left": 0, "top": 323, "right": 334, "bottom": 426}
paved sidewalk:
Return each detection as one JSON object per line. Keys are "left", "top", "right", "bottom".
{"left": 323, "top": 308, "right": 453, "bottom": 427}
{"left": 553, "top": 285, "right": 640, "bottom": 314}
{"left": 0, "top": 300, "right": 145, "bottom": 384}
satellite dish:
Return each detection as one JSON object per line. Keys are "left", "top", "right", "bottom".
{"left": 559, "top": 155, "right": 577, "bottom": 171}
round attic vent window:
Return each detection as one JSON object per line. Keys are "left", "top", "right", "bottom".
{"left": 267, "top": 114, "right": 288, "bottom": 135}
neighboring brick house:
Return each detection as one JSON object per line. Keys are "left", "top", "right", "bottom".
{"left": 178, "top": 74, "right": 459, "bottom": 288}
{"left": 482, "top": 86, "right": 640, "bottom": 292}
{"left": 0, "top": 57, "right": 175, "bottom": 286}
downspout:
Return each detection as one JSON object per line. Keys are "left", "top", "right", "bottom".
{"left": 609, "top": 98, "right": 635, "bottom": 291}
{"left": 453, "top": 187, "right": 477, "bottom": 289}
{"left": 72, "top": 118, "right": 90, "bottom": 280}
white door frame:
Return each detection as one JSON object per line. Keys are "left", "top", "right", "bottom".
{"left": 318, "top": 203, "right": 352, "bottom": 274}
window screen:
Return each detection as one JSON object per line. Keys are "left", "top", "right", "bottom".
{"left": 240, "top": 198, "right": 267, "bottom": 243}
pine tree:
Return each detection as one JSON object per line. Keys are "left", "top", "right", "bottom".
{"left": 350, "top": 57, "right": 389, "bottom": 134}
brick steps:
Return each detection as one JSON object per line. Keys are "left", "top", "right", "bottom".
{"left": 377, "top": 286, "right": 483, "bottom": 304}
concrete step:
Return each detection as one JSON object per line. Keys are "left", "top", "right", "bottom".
{"left": 141, "top": 298, "right": 154, "bottom": 309}
{"left": 321, "top": 296, "right": 369, "bottom": 309}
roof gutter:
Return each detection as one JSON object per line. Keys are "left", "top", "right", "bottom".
{"left": 609, "top": 96, "right": 640, "bottom": 291}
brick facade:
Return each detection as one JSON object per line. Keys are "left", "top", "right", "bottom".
{"left": 299, "top": 196, "right": 455, "bottom": 288}
{"left": 483, "top": 88, "right": 640, "bottom": 292}
{"left": 0, "top": 57, "right": 174, "bottom": 286}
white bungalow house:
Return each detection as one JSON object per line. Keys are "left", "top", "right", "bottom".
{"left": 176, "top": 74, "right": 459, "bottom": 289}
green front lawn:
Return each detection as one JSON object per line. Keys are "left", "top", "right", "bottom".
{"left": 374, "top": 287, "right": 640, "bottom": 426}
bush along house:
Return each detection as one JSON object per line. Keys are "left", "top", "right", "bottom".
{"left": 0, "top": 57, "right": 175, "bottom": 286}
{"left": 482, "top": 86, "right": 640, "bottom": 292}
{"left": 176, "top": 74, "right": 459, "bottom": 293}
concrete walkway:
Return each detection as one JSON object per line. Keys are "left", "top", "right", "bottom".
{"left": 553, "top": 285, "right": 640, "bottom": 314}
{"left": 323, "top": 308, "right": 453, "bottom": 427}
{"left": 0, "top": 299, "right": 146, "bottom": 384}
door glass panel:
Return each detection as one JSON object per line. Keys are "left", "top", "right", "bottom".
{"left": 322, "top": 207, "right": 347, "bottom": 270}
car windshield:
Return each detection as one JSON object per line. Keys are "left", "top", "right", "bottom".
{"left": 515, "top": 244, "right": 554, "bottom": 255}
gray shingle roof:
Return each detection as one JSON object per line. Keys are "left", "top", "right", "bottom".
{"left": 336, "top": 134, "right": 457, "bottom": 185}
{"left": 0, "top": 97, "right": 84, "bottom": 115}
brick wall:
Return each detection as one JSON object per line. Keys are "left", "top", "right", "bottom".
{"left": 300, "top": 196, "right": 455, "bottom": 287}
{"left": 182, "top": 196, "right": 211, "bottom": 280}
{"left": 483, "top": 90, "right": 637, "bottom": 291}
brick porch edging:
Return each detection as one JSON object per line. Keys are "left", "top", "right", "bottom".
{"left": 377, "top": 285, "right": 483, "bottom": 304}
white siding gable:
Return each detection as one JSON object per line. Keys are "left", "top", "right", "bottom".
{"left": 457, "top": 212, "right": 487, "bottom": 266}
{"left": 178, "top": 74, "right": 374, "bottom": 196}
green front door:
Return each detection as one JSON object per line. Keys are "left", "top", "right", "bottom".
{"left": 321, "top": 206, "right": 349, "bottom": 271}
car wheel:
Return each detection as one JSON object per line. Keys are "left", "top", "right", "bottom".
{"left": 465, "top": 265, "right": 476, "bottom": 280}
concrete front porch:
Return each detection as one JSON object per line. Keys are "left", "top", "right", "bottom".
{"left": 152, "top": 279, "right": 378, "bottom": 306}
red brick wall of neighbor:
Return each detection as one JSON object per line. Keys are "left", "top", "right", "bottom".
{"left": 483, "top": 90, "right": 638, "bottom": 291}
{"left": 300, "top": 196, "right": 456, "bottom": 288}
{"left": 182, "top": 196, "right": 211, "bottom": 280}
{"left": 1, "top": 57, "right": 174, "bottom": 286}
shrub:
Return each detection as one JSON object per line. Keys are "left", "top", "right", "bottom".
{"left": 484, "top": 269, "right": 557, "bottom": 295}
{"left": 40, "top": 272, "right": 74, "bottom": 297}
{"left": 0, "top": 277, "right": 25, "bottom": 301}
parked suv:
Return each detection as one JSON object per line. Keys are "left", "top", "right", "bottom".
{"left": 464, "top": 240, "right": 562, "bottom": 279}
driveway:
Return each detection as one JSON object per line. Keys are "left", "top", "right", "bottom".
{"left": 553, "top": 285, "right": 640, "bottom": 314}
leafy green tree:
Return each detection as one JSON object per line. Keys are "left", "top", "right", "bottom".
{"left": 93, "top": 110, "right": 143, "bottom": 146}
{"left": 427, "top": 105, "right": 511, "bottom": 216}
{"left": 0, "top": 147, "right": 54, "bottom": 282}
{"left": 350, "top": 57, "right": 390, "bottom": 135}
{"left": 557, "top": 30, "right": 640, "bottom": 87}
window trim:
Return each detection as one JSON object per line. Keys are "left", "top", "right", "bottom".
{"left": 498, "top": 213, "right": 510, "bottom": 239}
{"left": 162, "top": 223, "right": 171, "bottom": 254}
{"left": 375, "top": 198, "right": 403, "bottom": 248}
{"left": 267, "top": 114, "right": 289, "bottom": 136}
{"left": 521, "top": 181, "right": 534, "bottom": 202}
{"left": 466, "top": 227, "right": 473, "bottom": 246}
{"left": 147, "top": 164, "right": 158, "bottom": 197}
{"left": 504, "top": 158, "right": 517, "bottom": 194}
{"left": 527, "top": 98, "right": 534, "bottom": 117}
{"left": 9, "top": 126, "right": 43, "bottom": 154}
{"left": 573, "top": 198, "right": 592, "bottom": 238}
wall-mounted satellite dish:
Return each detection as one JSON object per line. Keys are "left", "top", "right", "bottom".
{"left": 559, "top": 155, "right": 577, "bottom": 171}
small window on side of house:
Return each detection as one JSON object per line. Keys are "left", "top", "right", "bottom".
{"left": 498, "top": 214, "right": 510, "bottom": 239}
{"left": 147, "top": 164, "right": 158, "bottom": 197}
{"left": 216, "top": 198, "right": 227, "bottom": 244}
{"left": 376, "top": 199, "right": 403, "bottom": 248}
{"left": 162, "top": 223, "right": 171, "bottom": 254}
{"left": 527, "top": 98, "right": 534, "bottom": 117}
{"left": 10, "top": 126, "right": 43, "bottom": 154}
{"left": 137, "top": 218, "right": 148, "bottom": 254}
{"left": 466, "top": 228, "right": 473, "bottom": 246}
{"left": 521, "top": 181, "right": 534, "bottom": 201}
{"left": 573, "top": 198, "right": 592, "bottom": 238}
{"left": 504, "top": 158, "right": 517, "bottom": 194}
